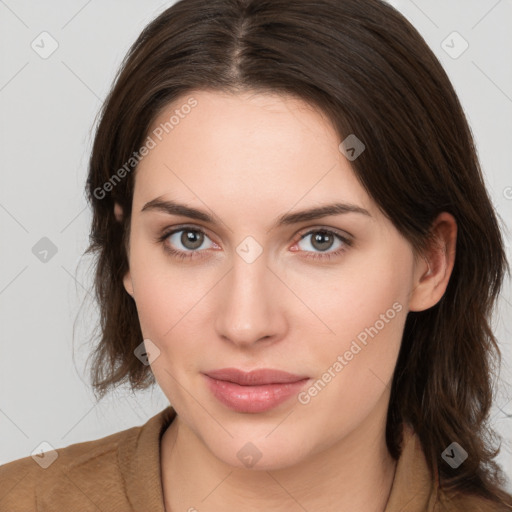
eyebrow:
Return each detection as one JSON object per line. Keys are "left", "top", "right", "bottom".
{"left": 141, "top": 197, "right": 371, "bottom": 228}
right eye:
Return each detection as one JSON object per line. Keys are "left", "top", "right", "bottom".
{"left": 158, "top": 226, "right": 219, "bottom": 261}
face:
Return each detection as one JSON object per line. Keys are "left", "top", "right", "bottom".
{"left": 122, "top": 90, "right": 423, "bottom": 470}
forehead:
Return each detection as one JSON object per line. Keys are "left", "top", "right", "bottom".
{"left": 132, "top": 90, "right": 375, "bottom": 220}
{"left": 146, "top": 89, "right": 339, "bottom": 157}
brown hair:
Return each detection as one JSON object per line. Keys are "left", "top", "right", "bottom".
{"left": 83, "top": 0, "right": 512, "bottom": 506}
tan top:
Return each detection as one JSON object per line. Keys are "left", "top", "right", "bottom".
{"left": 0, "top": 405, "right": 506, "bottom": 511}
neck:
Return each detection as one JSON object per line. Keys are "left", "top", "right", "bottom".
{"left": 161, "top": 397, "right": 397, "bottom": 512}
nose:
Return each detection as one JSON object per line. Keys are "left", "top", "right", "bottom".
{"left": 214, "top": 251, "right": 288, "bottom": 349}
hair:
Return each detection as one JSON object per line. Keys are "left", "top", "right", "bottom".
{"left": 83, "top": 0, "right": 512, "bottom": 506}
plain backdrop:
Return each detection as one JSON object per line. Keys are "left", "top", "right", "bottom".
{"left": 1, "top": 0, "right": 511, "bottom": 492}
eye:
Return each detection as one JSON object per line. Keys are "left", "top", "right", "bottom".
{"left": 293, "top": 229, "right": 352, "bottom": 261}
{"left": 168, "top": 229, "right": 212, "bottom": 251}
{"left": 158, "top": 226, "right": 218, "bottom": 260}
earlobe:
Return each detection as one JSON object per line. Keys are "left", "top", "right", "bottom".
{"left": 123, "top": 271, "right": 134, "bottom": 298}
{"left": 408, "top": 212, "right": 457, "bottom": 312}
{"left": 114, "top": 202, "right": 124, "bottom": 222}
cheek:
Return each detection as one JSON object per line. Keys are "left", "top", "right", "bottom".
{"left": 128, "top": 235, "right": 208, "bottom": 337}
{"left": 134, "top": 272, "right": 202, "bottom": 342}
{"left": 131, "top": 259, "right": 207, "bottom": 392}
{"left": 298, "top": 244, "right": 412, "bottom": 396}
{"left": 290, "top": 242, "right": 412, "bottom": 348}
{"left": 295, "top": 271, "right": 409, "bottom": 444}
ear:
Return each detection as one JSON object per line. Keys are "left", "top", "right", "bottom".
{"left": 114, "top": 202, "right": 124, "bottom": 222}
{"left": 123, "top": 271, "right": 134, "bottom": 298}
{"left": 115, "top": 202, "right": 134, "bottom": 297}
{"left": 408, "top": 212, "right": 457, "bottom": 312}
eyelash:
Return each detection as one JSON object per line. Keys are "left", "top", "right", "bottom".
{"left": 156, "top": 226, "right": 353, "bottom": 262}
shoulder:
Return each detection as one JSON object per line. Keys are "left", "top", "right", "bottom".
{"left": 0, "top": 422, "right": 142, "bottom": 512}
{"left": 386, "top": 423, "right": 512, "bottom": 512}
{"left": 435, "top": 489, "right": 512, "bottom": 511}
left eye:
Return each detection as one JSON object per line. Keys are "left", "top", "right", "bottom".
{"left": 296, "top": 230, "right": 346, "bottom": 253}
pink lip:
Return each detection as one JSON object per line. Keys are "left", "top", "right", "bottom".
{"left": 203, "top": 368, "right": 310, "bottom": 413}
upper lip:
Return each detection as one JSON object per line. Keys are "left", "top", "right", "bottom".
{"left": 204, "top": 368, "right": 309, "bottom": 385}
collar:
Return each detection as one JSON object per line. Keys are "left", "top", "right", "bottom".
{"left": 384, "top": 423, "right": 439, "bottom": 511}
{"left": 119, "top": 405, "right": 176, "bottom": 512}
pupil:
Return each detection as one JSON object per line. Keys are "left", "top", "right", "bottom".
{"left": 312, "top": 232, "right": 333, "bottom": 251}
{"left": 182, "top": 230, "right": 203, "bottom": 249}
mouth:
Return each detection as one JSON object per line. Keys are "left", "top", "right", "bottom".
{"left": 202, "top": 368, "right": 311, "bottom": 413}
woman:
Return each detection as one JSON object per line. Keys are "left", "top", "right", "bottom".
{"left": 1, "top": 0, "right": 511, "bottom": 510}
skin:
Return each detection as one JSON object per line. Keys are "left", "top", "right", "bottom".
{"left": 117, "top": 90, "right": 457, "bottom": 512}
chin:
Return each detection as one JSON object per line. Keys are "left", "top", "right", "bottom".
{"left": 206, "top": 433, "right": 311, "bottom": 472}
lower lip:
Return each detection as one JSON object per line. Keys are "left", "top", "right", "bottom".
{"left": 203, "top": 374, "right": 310, "bottom": 413}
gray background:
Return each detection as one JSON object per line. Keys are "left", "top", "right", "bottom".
{"left": 1, "top": 0, "right": 511, "bottom": 492}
